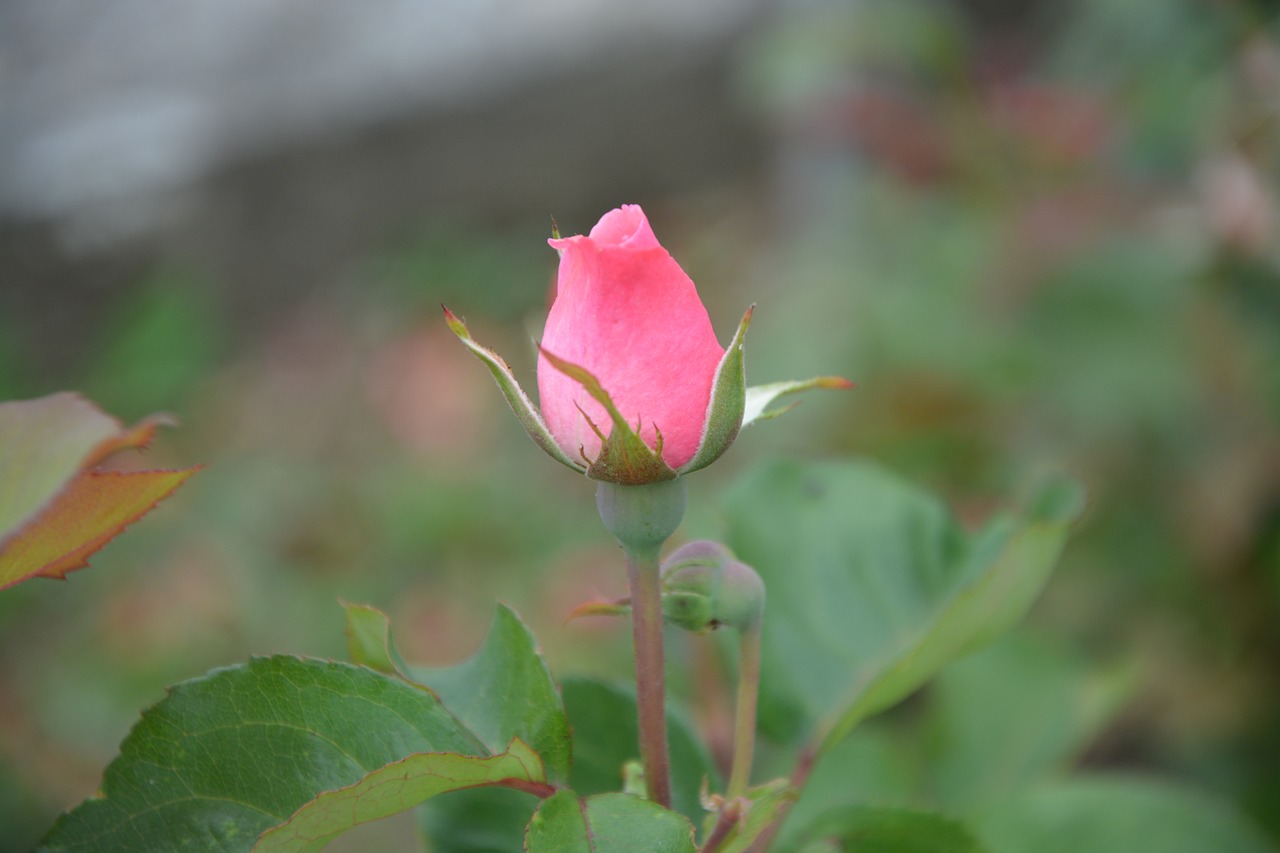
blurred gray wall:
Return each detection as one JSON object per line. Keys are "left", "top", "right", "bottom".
{"left": 0, "top": 0, "right": 771, "bottom": 358}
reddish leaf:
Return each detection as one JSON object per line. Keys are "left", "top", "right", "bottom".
{"left": 0, "top": 468, "right": 198, "bottom": 591}
{"left": 0, "top": 392, "right": 172, "bottom": 550}
{"left": 0, "top": 392, "right": 195, "bottom": 592}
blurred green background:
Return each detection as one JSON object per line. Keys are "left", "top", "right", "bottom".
{"left": 2, "top": 0, "right": 1279, "bottom": 849}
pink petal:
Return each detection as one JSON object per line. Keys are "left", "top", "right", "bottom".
{"left": 539, "top": 206, "right": 724, "bottom": 469}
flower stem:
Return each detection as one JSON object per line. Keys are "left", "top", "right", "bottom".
{"left": 626, "top": 545, "right": 673, "bottom": 808}
{"left": 727, "top": 624, "right": 761, "bottom": 799}
{"left": 595, "top": 479, "right": 686, "bottom": 809}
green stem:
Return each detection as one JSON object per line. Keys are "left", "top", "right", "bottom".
{"left": 727, "top": 625, "right": 761, "bottom": 799}
{"left": 626, "top": 545, "right": 672, "bottom": 808}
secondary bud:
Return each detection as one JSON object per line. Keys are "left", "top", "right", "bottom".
{"left": 660, "top": 540, "right": 765, "bottom": 634}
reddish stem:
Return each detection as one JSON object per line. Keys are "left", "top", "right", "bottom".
{"left": 699, "top": 799, "right": 743, "bottom": 853}
{"left": 627, "top": 546, "right": 673, "bottom": 808}
{"left": 745, "top": 746, "right": 817, "bottom": 853}
{"left": 495, "top": 778, "right": 558, "bottom": 799}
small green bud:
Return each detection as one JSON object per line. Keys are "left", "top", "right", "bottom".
{"left": 622, "top": 760, "right": 646, "bottom": 798}
{"left": 660, "top": 540, "right": 764, "bottom": 634}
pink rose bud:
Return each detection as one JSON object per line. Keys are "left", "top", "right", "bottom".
{"left": 538, "top": 205, "right": 725, "bottom": 469}
{"left": 444, "top": 205, "right": 848, "bottom": 485}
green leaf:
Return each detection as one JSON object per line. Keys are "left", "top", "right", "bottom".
{"left": 772, "top": 725, "right": 924, "bottom": 850}
{"left": 562, "top": 677, "right": 719, "bottom": 825}
{"left": 525, "top": 791, "right": 696, "bottom": 853}
{"left": 740, "top": 376, "right": 852, "bottom": 429}
{"left": 721, "top": 459, "right": 1082, "bottom": 750}
{"left": 346, "top": 603, "right": 572, "bottom": 852}
{"left": 341, "top": 601, "right": 410, "bottom": 676}
{"left": 924, "top": 631, "right": 1133, "bottom": 809}
{"left": 411, "top": 605, "right": 573, "bottom": 784}
{"left": 680, "top": 307, "right": 752, "bottom": 475}
{"left": 418, "top": 787, "right": 538, "bottom": 853}
{"left": 793, "top": 806, "right": 989, "bottom": 853}
{"left": 39, "top": 657, "right": 493, "bottom": 852}
{"left": 538, "top": 347, "right": 678, "bottom": 484}
{"left": 973, "top": 776, "right": 1279, "bottom": 853}
{"left": 254, "top": 739, "right": 546, "bottom": 852}
{"left": 442, "top": 307, "right": 583, "bottom": 473}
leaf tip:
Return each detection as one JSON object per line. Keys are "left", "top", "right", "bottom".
{"left": 564, "top": 597, "right": 631, "bottom": 625}
{"left": 442, "top": 305, "right": 469, "bottom": 339}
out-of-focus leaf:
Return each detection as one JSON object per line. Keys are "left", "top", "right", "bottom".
{"left": 342, "top": 600, "right": 410, "bottom": 676}
{"left": 973, "top": 776, "right": 1279, "bottom": 853}
{"left": 792, "top": 806, "right": 989, "bottom": 853}
{"left": 722, "top": 459, "right": 1082, "bottom": 751}
{"left": 524, "top": 791, "right": 696, "bottom": 853}
{"left": 418, "top": 787, "right": 538, "bottom": 853}
{"left": 253, "top": 738, "right": 545, "bottom": 853}
{"left": 0, "top": 469, "right": 197, "bottom": 591}
{"left": 411, "top": 605, "right": 572, "bottom": 783}
{"left": 924, "top": 631, "right": 1134, "bottom": 809}
{"left": 773, "top": 725, "right": 923, "bottom": 850}
{"left": 0, "top": 392, "right": 168, "bottom": 547}
{"left": 0, "top": 392, "right": 194, "bottom": 592}
{"left": 39, "top": 657, "right": 498, "bottom": 852}
{"left": 562, "top": 676, "right": 718, "bottom": 825}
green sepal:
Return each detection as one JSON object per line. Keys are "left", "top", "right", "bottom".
{"left": 539, "top": 348, "right": 678, "bottom": 485}
{"left": 679, "top": 306, "right": 753, "bottom": 475}
{"left": 742, "top": 376, "right": 853, "bottom": 428}
{"left": 442, "top": 306, "right": 584, "bottom": 473}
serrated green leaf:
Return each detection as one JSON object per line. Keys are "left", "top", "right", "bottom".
{"left": 350, "top": 603, "right": 572, "bottom": 852}
{"left": 254, "top": 739, "right": 546, "bottom": 852}
{"left": 524, "top": 791, "right": 696, "bottom": 853}
{"left": 721, "top": 459, "right": 1082, "bottom": 751}
{"left": 973, "top": 776, "right": 1279, "bottom": 853}
{"left": 794, "top": 806, "right": 989, "bottom": 853}
{"left": 680, "top": 307, "right": 752, "bottom": 475}
{"left": 39, "top": 657, "right": 490, "bottom": 852}
{"left": 562, "top": 677, "right": 718, "bottom": 826}
{"left": 412, "top": 605, "right": 572, "bottom": 784}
